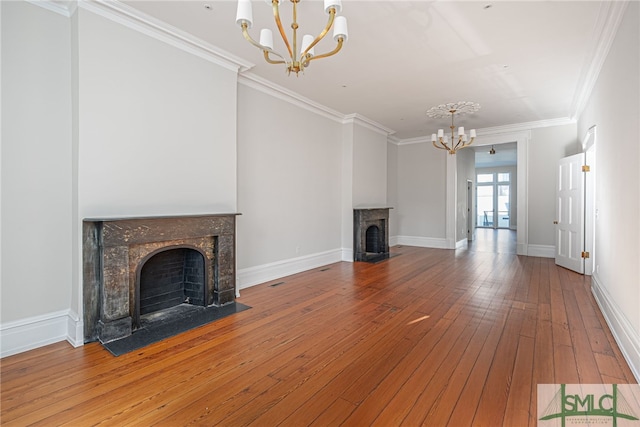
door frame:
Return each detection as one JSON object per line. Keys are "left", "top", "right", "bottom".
{"left": 447, "top": 130, "right": 529, "bottom": 254}
{"left": 467, "top": 179, "right": 474, "bottom": 241}
{"left": 583, "top": 125, "right": 597, "bottom": 275}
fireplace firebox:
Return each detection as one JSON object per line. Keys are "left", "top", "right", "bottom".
{"left": 354, "top": 207, "right": 392, "bottom": 262}
{"left": 83, "top": 214, "right": 239, "bottom": 344}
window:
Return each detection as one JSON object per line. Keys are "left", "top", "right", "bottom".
{"left": 477, "top": 173, "right": 494, "bottom": 183}
{"left": 476, "top": 172, "right": 511, "bottom": 229}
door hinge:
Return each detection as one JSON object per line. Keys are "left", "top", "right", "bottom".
{"left": 581, "top": 251, "right": 590, "bottom": 258}
{"left": 582, "top": 165, "right": 591, "bottom": 172}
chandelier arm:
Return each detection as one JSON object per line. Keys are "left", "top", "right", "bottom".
{"left": 305, "top": 37, "right": 344, "bottom": 64}
{"left": 453, "top": 137, "right": 464, "bottom": 151}
{"left": 241, "top": 22, "right": 267, "bottom": 50}
{"left": 263, "top": 50, "right": 286, "bottom": 65}
{"left": 433, "top": 141, "right": 447, "bottom": 151}
{"left": 438, "top": 138, "right": 452, "bottom": 152}
{"left": 241, "top": 23, "right": 288, "bottom": 64}
{"left": 272, "top": 0, "right": 293, "bottom": 60}
{"left": 300, "top": 8, "right": 336, "bottom": 58}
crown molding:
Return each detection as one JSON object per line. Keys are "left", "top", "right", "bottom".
{"left": 25, "top": 0, "right": 75, "bottom": 17}
{"left": 238, "top": 73, "right": 346, "bottom": 124}
{"left": 394, "top": 136, "right": 430, "bottom": 146}
{"left": 393, "top": 117, "right": 571, "bottom": 146}
{"left": 343, "top": 114, "right": 395, "bottom": 137}
{"left": 570, "top": 0, "right": 630, "bottom": 120}
{"left": 77, "top": 0, "right": 253, "bottom": 73}
{"left": 237, "top": 76, "right": 394, "bottom": 134}
{"left": 477, "top": 117, "right": 575, "bottom": 136}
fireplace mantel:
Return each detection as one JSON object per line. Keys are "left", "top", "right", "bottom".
{"left": 83, "top": 213, "right": 240, "bottom": 344}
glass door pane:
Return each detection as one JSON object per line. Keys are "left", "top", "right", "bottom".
{"left": 477, "top": 185, "right": 494, "bottom": 227}
{"left": 497, "top": 184, "right": 510, "bottom": 228}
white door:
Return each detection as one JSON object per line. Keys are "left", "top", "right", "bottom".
{"left": 555, "top": 153, "right": 585, "bottom": 273}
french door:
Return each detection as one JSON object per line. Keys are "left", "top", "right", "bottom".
{"left": 476, "top": 172, "right": 511, "bottom": 229}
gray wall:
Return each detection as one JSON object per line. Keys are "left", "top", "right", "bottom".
{"left": 577, "top": 2, "right": 640, "bottom": 373}
{"left": 236, "top": 84, "right": 342, "bottom": 268}
{"left": 2, "top": 1, "right": 74, "bottom": 323}
{"left": 527, "top": 124, "right": 579, "bottom": 246}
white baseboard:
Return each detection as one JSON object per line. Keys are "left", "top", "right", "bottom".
{"left": 456, "top": 238, "right": 468, "bottom": 250}
{"left": 527, "top": 244, "right": 555, "bottom": 258}
{"left": 0, "top": 310, "right": 82, "bottom": 358}
{"left": 341, "top": 248, "right": 354, "bottom": 262}
{"left": 591, "top": 274, "right": 640, "bottom": 382}
{"left": 66, "top": 310, "right": 84, "bottom": 348}
{"left": 395, "top": 235, "right": 450, "bottom": 249}
{"left": 238, "top": 249, "right": 343, "bottom": 290}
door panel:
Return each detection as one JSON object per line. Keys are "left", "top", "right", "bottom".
{"left": 555, "top": 153, "right": 585, "bottom": 273}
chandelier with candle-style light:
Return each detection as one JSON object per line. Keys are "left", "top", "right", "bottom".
{"left": 428, "top": 102, "right": 480, "bottom": 154}
{"left": 236, "top": 0, "right": 348, "bottom": 76}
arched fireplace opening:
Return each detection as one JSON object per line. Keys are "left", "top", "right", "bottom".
{"left": 137, "top": 247, "right": 206, "bottom": 325}
{"left": 365, "top": 225, "right": 381, "bottom": 254}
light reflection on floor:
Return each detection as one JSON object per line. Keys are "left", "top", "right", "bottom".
{"left": 467, "top": 228, "right": 517, "bottom": 254}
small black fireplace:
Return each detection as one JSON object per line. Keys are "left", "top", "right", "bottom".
{"left": 354, "top": 207, "right": 392, "bottom": 262}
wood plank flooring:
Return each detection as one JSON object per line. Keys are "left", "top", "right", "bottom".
{"left": 1, "top": 245, "right": 636, "bottom": 426}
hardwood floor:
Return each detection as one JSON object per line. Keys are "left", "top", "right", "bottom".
{"left": 1, "top": 246, "right": 636, "bottom": 426}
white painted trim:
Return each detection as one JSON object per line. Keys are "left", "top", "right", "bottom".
{"left": 456, "top": 238, "right": 468, "bottom": 250}
{"left": 343, "top": 114, "right": 395, "bottom": 137}
{"left": 526, "top": 244, "right": 555, "bottom": 258}
{"left": 78, "top": 0, "right": 251, "bottom": 73}
{"left": 341, "top": 248, "right": 354, "bottom": 263}
{"left": 239, "top": 73, "right": 345, "bottom": 124}
{"left": 25, "top": 0, "right": 75, "bottom": 17}
{"left": 66, "top": 310, "right": 84, "bottom": 348}
{"left": 570, "top": 1, "right": 630, "bottom": 120}
{"left": 445, "top": 154, "right": 456, "bottom": 249}
{"left": 591, "top": 274, "right": 640, "bottom": 382}
{"left": 238, "top": 249, "right": 343, "bottom": 290}
{"left": 393, "top": 118, "right": 573, "bottom": 146}
{"left": 477, "top": 117, "right": 575, "bottom": 137}
{"left": 395, "top": 236, "right": 450, "bottom": 250}
{"left": 0, "top": 310, "right": 81, "bottom": 358}
{"left": 389, "top": 235, "right": 399, "bottom": 247}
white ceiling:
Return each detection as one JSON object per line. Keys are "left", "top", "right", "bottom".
{"left": 119, "top": 0, "right": 613, "bottom": 141}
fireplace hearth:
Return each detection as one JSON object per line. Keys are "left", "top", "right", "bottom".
{"left": 83, "top": 213, "right": 239, "bottom": 344}
{"left": 354, "top": 207, "right": 392, "bottom": 262}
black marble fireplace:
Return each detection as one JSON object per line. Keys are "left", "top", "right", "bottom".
{"left": 82, "top": 213, "right": 239, "bottom": 344}
{"left": 354, "top": 207, "right": 392, "bottom": 262}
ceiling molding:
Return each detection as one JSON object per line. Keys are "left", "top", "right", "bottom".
{"left": 25, "top": 0, "right": 75, "bottom": 17}
{"left": 394, "top": 136, "right": 430, "bottom": 147}
{"left": 78, "top": 0, "right": 252, "bottom": 73}
{"left": 570, "top": 1, "right": 630, "bottom": 120}
{"left": 239, "top": 73, "right": 346, "bottom": 125}
{"left": 343, "top": 114, "right": 395, "bottom": 137}
{"left": 393, "top": 117, "right": 569, "bottom": 146}
{"left": 477, "top": 117, "right": 576, "bottom": 137}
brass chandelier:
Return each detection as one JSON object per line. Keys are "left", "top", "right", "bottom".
{"left": 428, "top": 102, "right": 480, "bottom": 154}
{"left": 236, "top": 0, "right": 349, "bottom": 76}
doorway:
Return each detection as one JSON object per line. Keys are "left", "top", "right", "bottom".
{"left": 476, "top": 171, "right": 511, "bottom": 229}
